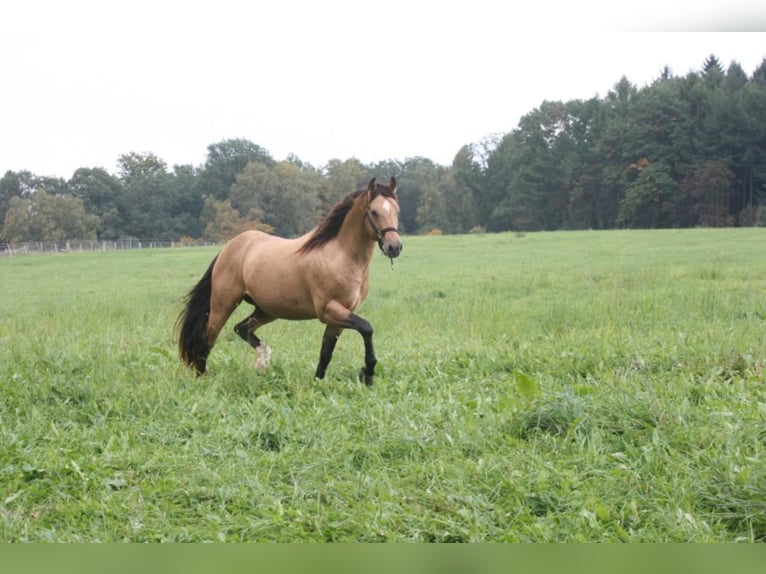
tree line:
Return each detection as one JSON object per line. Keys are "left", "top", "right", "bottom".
{"left": 2, "top": 55, "right": 765, "bottom": 244}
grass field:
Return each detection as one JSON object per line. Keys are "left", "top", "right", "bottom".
{"left": 1, "top": 229, "right": 765, "bottom": 542}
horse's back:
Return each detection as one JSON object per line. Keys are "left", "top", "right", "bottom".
{"left": 226, "top": 229, "right": 280, "bottom": 249}
{"left": 212, "top": 230, "right": 284, "bottom": 295}
{"left": 219, "top": 230, "right": 293, "bottom": 264}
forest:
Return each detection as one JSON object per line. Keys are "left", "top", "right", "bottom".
{"left": 1, "top": 54, "right": 765, "bottom": 244}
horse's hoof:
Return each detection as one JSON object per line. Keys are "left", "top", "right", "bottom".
{"left": 358, "top": 368, "right": 374, "bottom": 387}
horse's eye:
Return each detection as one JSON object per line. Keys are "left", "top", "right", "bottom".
{"left": 371, "top": 210, "right": 380, "bottom": 218}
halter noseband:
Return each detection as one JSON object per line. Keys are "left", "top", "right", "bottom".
{"left": 365, "top": 208, "right": 399, "bottom": 257}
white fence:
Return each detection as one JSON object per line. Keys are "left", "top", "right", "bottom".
{"left": 0, "top": 240, "right": 218, "bottom": 256}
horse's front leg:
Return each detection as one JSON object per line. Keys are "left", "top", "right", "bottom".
{"left": 350, "top": 315, "right": 377, "bottom": 386}
{"left": 320, "top": 301, "right": 377, "bottom": 386}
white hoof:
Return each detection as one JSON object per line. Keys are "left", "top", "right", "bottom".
{"left": 254, "top": 345, "right": 272, "bottom": 372}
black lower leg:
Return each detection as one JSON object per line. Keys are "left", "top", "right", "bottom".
{"left": 234, "top": 312, "right": 262, "bottom": 349}
{"left": 315, "top": 328, "right": 340, "bottom": 379}
{"left": 344, "top": 314, "right": 376, "bottom": 387}
{"left": 359, "top": 331, "right": 377, "bottom": 387}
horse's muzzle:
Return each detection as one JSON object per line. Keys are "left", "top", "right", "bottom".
{"left": 383, "top": 235, "right": 403, "bottom": 259}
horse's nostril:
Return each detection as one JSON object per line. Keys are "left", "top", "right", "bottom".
{"left": 387, "top": 243, "right": 402, "bottom": 258}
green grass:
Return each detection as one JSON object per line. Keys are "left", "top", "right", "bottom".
{"left": 1, "top": 229, "right": 765, "bottom": 542}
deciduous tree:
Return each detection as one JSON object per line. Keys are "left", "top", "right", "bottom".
{"left": 1, "top": 192, "right": 99, "bottom": 242}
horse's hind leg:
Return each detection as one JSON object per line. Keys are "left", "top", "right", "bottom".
{"left": 315, "top": 325, "right": 343, "bottom": 380}
{"left": 234, "top": 308, "right": 275, "bottom": 371}
{"left": 204, "top": 291, "right": 242, "bottom": 370}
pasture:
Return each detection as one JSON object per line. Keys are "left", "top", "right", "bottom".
{"left": 0, "top": 229, "right": 764, "bottom": 542}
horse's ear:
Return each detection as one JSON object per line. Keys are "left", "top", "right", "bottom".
{"left": 389, "top": 177, "right": 397, "bottom": 195}
{"left": 366, "top": 178, "right": 377, "bottom": 199}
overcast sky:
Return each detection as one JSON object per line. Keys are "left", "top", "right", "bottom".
{"left": 2, "top": 1, "right": 765, "bottom": 179}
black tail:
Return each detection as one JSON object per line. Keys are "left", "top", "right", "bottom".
{"left": 176, "top": 255, "right": 218, "bottom": 374}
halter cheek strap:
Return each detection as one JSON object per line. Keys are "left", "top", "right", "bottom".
{"left": 365, "top": 209, "right": 399, "bottom": 255}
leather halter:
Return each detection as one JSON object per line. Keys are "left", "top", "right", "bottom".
{"left": 365, "top": 208, "right": 399, "bottom": 255}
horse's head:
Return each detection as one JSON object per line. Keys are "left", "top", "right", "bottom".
{"left": 364, "top": 177, "right": 402, "bottom": 259}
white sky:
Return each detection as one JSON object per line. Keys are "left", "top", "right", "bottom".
{"left": 1, "top": 1, "right": 765, "bottom": 178}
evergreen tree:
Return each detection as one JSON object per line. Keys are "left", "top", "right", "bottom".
{"left": 702, "top": 54, "right": 725, "bottom": 87}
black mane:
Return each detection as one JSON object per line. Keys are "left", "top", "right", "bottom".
{"left": 298, "top": 183, "right": 397, "bottom": 255}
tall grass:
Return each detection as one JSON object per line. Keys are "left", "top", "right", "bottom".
{"left": 1, "top": 229, "right": 764, "bottom": 541}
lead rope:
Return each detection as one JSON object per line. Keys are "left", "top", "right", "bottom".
{"left": 379, "top": 233, "right": 395, "bottom": 270}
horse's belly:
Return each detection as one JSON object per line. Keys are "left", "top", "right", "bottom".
{"left": 245, "top": 282, "right": 315, "bottom": 320}
{"left": 258, "top": 296, "right": 316, "bottom": 320}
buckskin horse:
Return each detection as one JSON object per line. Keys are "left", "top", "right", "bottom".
{"left": 176, "top": 177, "right": 402, "bottom": 386}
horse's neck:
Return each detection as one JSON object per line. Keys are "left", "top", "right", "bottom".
{"left": 337, "top": 204, "right": 375, "bottom": 265}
